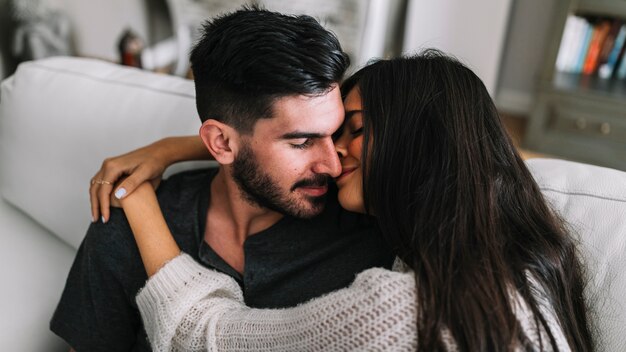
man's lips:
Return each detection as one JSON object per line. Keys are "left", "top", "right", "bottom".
{"left": 298, "top": 184, "right": 328, "bottom": 196}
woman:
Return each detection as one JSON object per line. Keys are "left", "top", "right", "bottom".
{"left": 102, "top": 51, "right": 593, "bottom": 351}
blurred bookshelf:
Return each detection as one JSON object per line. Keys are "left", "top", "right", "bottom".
{"left": 525, "top": 0, "right": 626, "bottom": 171}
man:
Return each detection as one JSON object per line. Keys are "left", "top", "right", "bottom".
{"left": 50, "top": 6, "right": 393, "bottom": 352}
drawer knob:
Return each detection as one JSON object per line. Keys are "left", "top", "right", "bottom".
{"left": 600, "top": 122, "right": 611, "bottom": 135}
{"left": 575, "top": 118, "right": 587, "bottom": 130}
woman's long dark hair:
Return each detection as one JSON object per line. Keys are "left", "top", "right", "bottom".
{"left": 341, "top": 50, "right": 593, "bottom": 351}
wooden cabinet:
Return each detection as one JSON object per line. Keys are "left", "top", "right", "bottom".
{"left": 525, "top": 0, "right": 626, "bottom": 171}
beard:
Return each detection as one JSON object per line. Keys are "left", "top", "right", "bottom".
{"left": 231, "top": 144, "right": 329, "bottom": 218}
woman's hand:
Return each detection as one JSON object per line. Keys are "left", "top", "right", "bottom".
{"left": 90, "top": 142, "right": 167, "bottom": 223}
{"left": 90, "top": 135, "right": 210, "bottom": 223}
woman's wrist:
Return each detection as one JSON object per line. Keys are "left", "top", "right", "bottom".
{"left": 120, "top": 182, "right": 156, "bottom": 209}
{"left": 120, "top": 182, "right": 181, "bottom": 276}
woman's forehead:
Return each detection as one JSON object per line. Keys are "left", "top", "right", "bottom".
{"left": 343, "top": 88, "right": 362, "bottom": 111}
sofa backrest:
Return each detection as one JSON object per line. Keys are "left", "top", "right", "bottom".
{"left": 0, "top": 57, "right": 208, "bottom": 249}
{"left": 527, "top": 158, "right": 626, "bottom": 351}
{"left": 1, "top": 57, "right": 624, "bottom": 350}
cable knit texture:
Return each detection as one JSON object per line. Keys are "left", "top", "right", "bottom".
{"left": 136, "top": 253, "right": 571, "bottom": 351}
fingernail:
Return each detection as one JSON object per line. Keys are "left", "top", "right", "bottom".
{"left": 115, "top": 188, "right": 127, "bottom": 199}
{"left": 101, "top": 216, "right": 106, "bottom": 224}
{"left": 92, "top": 216, "right": 97, "bottom": 223}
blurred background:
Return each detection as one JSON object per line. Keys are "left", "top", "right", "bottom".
{"left": 0, "top": 0, "right": 624, "bottom": 170}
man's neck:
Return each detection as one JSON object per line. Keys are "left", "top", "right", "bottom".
{"left": 203, "top": 168, "right": 284, "bottom": 273}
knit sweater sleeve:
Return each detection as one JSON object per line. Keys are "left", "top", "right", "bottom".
{"left": 136, "top": 253, "right": 418, "bottom": 352}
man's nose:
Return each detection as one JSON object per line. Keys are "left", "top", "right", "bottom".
{"left": 313, "top": 139, "right": 342, "bottom": 177}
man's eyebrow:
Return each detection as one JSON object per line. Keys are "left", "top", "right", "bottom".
{"left": 279, "top": 132, "right": 324, "bottom": 139}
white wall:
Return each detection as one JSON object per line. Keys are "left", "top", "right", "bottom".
{"left": 402, "top": 0, "right": 513, "bottom": 97}
{"left": 496, "top": 0, "right": 558, "bottom": 115}
{"left": 401, "top": 0, "right": 560, "bottom": 116}
{"left": 358, "top": 0, "right": 395, "bottom": 68}
{"left": 50, "top": 0, "right": 152, "bottom": 61}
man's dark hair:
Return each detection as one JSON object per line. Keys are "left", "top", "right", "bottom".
{"left": 190, "top": 6, "right": 350, "bottom": 133}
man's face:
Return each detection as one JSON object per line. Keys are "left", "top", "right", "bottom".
{"left": 231, "top": 85, "right": 344, "bottom": 218}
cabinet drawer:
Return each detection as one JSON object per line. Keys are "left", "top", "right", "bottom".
{"left": 547, "top": 100, "right": 626, "bottom": 144}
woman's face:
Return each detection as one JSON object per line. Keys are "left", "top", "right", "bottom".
{"left": 334, "top": 87, "right": 366, "bottom": 214}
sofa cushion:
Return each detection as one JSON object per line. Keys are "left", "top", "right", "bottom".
{"left": 0, "top": 196, "right": 74, "bottom": 351}
{"left": 0, "top": 57, "right": 206, "bottom": 249}
{"left": 527, "top": 158, "right": 626, "bottom": 351}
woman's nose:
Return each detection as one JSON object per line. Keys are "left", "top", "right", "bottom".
{"left": 335, "top": 141, "right": 347, "bottom": 158}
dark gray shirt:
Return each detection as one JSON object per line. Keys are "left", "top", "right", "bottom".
{"left": 50, "top": 168, "right": 394, "bottom": 351}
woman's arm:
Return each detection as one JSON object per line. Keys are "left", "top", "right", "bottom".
{"left": 120, "top": 182, "right": 182, "bottom": 276}
{"left": 137, "top": 255, "right": 417, "bottom": 352}
{"left": 92, "top": 135, "right": 209, "bottom": 223}
{"left": 120, "top": 184, "right": 417, "bottom": 351}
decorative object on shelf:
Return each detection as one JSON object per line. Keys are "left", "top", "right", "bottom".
{"left": 10, "top": 0, "right": 72, "bottom": 62}
{"left": 117, "top": 28, "right": 144, "bottom": 68}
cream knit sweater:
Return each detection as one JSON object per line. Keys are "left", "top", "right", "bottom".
{"left": 136, "top": 253, "right": 571, "bottom": 351}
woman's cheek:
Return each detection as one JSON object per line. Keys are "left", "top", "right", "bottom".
{"left": 349, "top": 136, "right": 364, "bottom": 161}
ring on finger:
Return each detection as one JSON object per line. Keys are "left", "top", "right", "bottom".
{"left": 92, "top": 179, "right": 113, "bottom": 185}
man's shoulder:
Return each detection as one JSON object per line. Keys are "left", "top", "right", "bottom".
{"left": 160, "top": 167, "right": 218, "bottom": 191}
{"left": 78, "top": 167, "right": 219, "bottom": 272}
{"left": 156, "top": 167, "right": 217, "bottom": 204}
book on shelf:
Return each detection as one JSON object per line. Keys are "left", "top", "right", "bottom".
{"left": 556, "top": 14, "right": 626, "bottom": 81}
{"left": 582, "top": 20, "right": 611, "bottom": 75}
{"left": 599, "top": 23, "right": 626, "bottom": 79}
{"left": 617, "top": 43, "right": 626, "bottom": 79}
{"left": 556, "top": 16, "right": 578, "bottom": 72}
{"left": 596, "top": 21, "right": 622, "bottom": 70}
{"left": 569, "top": 17, "right": 588, "bottom": 73}
{"left": 570, "top": 19, "right": 592, "bottom": 73}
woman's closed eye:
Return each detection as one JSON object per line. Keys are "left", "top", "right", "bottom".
{"left": 350, "top": 127, "right": 363, "bottom": 136}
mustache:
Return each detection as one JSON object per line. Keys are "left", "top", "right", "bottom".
{"left": 291, "top": 174, "right": 331, "bottom": 191}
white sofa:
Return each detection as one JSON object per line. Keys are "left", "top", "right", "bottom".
{"left": 0, "top": 57, "right": 625, "bottom": 351}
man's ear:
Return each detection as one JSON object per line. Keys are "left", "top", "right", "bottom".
{"left": 199, "top": 119, "right": 239, "bottom": 164}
